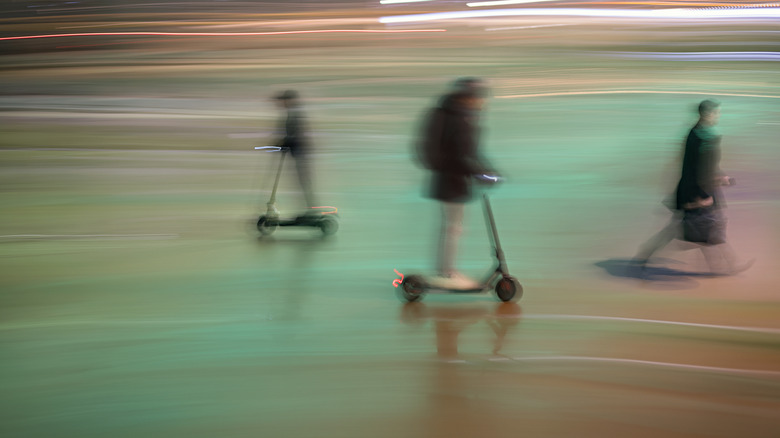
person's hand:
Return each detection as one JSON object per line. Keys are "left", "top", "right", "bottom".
{"left": 719, "top": 176, "right": 735, "bottom": 186}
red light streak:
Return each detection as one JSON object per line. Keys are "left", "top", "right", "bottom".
{"left": 0, "top": 29, "right": 446, "bottom": 42}
{"left": 310, "top": 206, "right": 338, "bottom": 215}
{"left": 393, "top": 269, "right": 404, "bottom": 288}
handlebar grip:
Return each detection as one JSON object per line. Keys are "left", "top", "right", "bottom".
{"left": 475, "top": 174, "right": 502, "bottom": 184}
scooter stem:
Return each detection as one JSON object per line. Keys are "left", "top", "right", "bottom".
{"left": 266, "top": 149, "right": 288, "bottom": 216}
{"left": 483, "top": 193, "right": 509, "bottom": 274}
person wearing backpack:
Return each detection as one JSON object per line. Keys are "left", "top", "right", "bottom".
{"left": 416, "top": 78, "right": 498, "bottom": 289}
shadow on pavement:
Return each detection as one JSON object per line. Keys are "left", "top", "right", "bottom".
{"left": 594, "top": 258, "right": 721, "bottom": 290}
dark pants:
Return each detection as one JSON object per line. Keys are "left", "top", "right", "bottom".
{"left": 293, "top": 154, "right": 316, "bottom": 208}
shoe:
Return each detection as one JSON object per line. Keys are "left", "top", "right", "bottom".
{"left": 710, "top": 258, "right": 755, "bottom": 276}
{"left": 434, "top": 271, "right": 481, "bottom": 290}
{"left": 728, "top": 258, "right": 756, "bottom": 275}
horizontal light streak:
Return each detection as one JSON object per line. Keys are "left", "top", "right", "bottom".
{"left": 497, "top": 90, "right": 780, "bottom": 99}
{"left": 486, "top": 23, "right": 569, "bottom": 30}
{"left": 602, "top": 51, "right": 780, "bottom": 60}
{"left": 526, "top": 314, "right": 780, "bottom": 334}
{"left": 0, "top": 28, "right": 446, "bottom": 42}
{"left": 379, "top": 7, "right": 780, "bottom": 23}
{"left": 380, "top": 0, "right": 437, "bottom": 3}
{"left": 512, "top": 356, "right": 780, "bottom": 377}
{"left": 469, "top": 0, "right": 559, "bottom": 6}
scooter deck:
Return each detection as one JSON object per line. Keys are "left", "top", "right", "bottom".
{"left": 425, "top": 287, "right": 489, "bottom": 294}
{"left": 277, "top": 217, "right": 320, "bottom": 227}
{"left": 424, "top": 277, "right": 493, "bottom": 293}
{"left": 264, "top": 215, "right": 326, "bottom": 227}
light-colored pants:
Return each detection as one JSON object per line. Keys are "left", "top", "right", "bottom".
{"left": 438, "top": 202, "right": 465, "bottom": 276}
{"left": 635, "top": 212, "right": 683, "bottom": 261}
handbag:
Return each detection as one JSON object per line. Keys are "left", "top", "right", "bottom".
{"left": 682, "top": 207, "right": 726, "bottom": 244}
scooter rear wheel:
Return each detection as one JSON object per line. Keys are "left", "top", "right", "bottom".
{"left": 401, "top": 275, "right": 427, "bottom": 302}
{"left": 256, "top": 216, "right": 277, "bottom": 236}
{"left": 495, "top": 276, "right": 522, "bottom": 302}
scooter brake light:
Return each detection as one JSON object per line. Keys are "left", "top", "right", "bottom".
{"left": 309, "top": 206, "right": 338, "bottom": 215}
{"left": 393, "top": 269, "right": 404, "bottom": 288}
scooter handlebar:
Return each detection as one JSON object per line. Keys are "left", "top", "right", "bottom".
{"left": 475, "top": 173, "right": 502, "bottom": 185}
{"left": 254, "top": 146, "right": 290, "bottom": 152}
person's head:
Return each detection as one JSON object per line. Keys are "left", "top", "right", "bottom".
{"left": 451, "top": 77, "right": 488, "bottom": 111}
{"left": 274, "top": 90, "right": 299, "bottom": 109}
{"left": 698, "top": 99, "right": 721, "bottom": 126}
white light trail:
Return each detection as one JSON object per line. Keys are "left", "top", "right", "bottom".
{"left": 603, "top": 51, "right": 780, "bottom": 61}
{"left": 379, "top": 7, "right": 780, "bottom": 23}
{"left": 469, "top": 0, "right": 559, "bottom": 6}
{"left": 511, "top": 356, "right": 780, "bottom": 377}
{"left": 380, "top": 0, "right": 437, "bottom": 4}
{"left": 486, "top": 23, "right": 569, "bottom": 31}
{"left": 0, "top": 29, "right": 446, "bottom": 42}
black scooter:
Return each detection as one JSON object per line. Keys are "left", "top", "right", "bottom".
{"left": 256, "top": 147, "right": 338, "bottom": 236}
{"left": 397, "top": 176, "right": 522, "bottom": 302}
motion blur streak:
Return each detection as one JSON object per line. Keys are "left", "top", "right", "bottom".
{"left": 525, "top": 314, "right": 780, "bottom": 334}
{"left": 497, "top": 90, "right": 780, "bottom": 99}
{"left": 379, "top": 7, "right": 780, "bottom": 23}
{"left": 472, "top": 1, "right": 780, "bottom": 5}
{"left": 602, "top": 51, "right": 780, "bottom": 61}
{"left": 0, "top": 29, "right": 446, "bottom": 42}
{"left": 485, "top": 24, "right": 569, "bottom": 30}
{"left": 469, "top": 0, "right": 565, "bottom": 6}
{"left": 511, "top": 356, "right": 780, "bottom": 377}
{"left": 380, "top": 0, "right": 437, "bottom": 3}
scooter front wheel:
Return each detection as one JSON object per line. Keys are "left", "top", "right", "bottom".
{"left": 495, "top": 276, "right": 522, "bottom": 302}
{"left": 319, "top": 215, "right": 339, "bottom": 236}
{"left": 256, "top": 215, "right": 277, "bottom": 236}
{"left": 400, "top": 275, "right": 427, "bottom": 302}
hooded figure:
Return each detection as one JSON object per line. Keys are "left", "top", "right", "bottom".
{"left": 416, "top": 78, "right": 497, "bottom": 288}
{"left": 419, "top": 78, "right": 492, "bottom": 203}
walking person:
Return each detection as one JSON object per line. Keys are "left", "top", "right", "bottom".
{"left": 635, "top": 99, "right": 752, "bottom": 275}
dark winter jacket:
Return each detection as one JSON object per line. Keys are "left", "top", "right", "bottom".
{"left": 675, "top": 123, "right": 722, "bottom": 210}
{"left": 278, "top": 107, "right": 308, "bottom": 157}
{"left": 419, "top": 94, "right": 491, "bottom": 203}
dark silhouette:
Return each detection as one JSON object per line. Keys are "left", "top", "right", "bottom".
{"left": 634, "top": 100, "right": 753, "bottom": 275}
{"left": 274, "top": 90, "right": 316, "bottom": 209}
{"left": 416, "top": 77, "right": 498, "bottom": 289}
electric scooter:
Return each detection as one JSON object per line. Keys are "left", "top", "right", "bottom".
{"left": 256, "top": 147, "right": 338, "bottom": 236}
{"left": 397, "top": 175, "right": 522, "bottom": 303}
